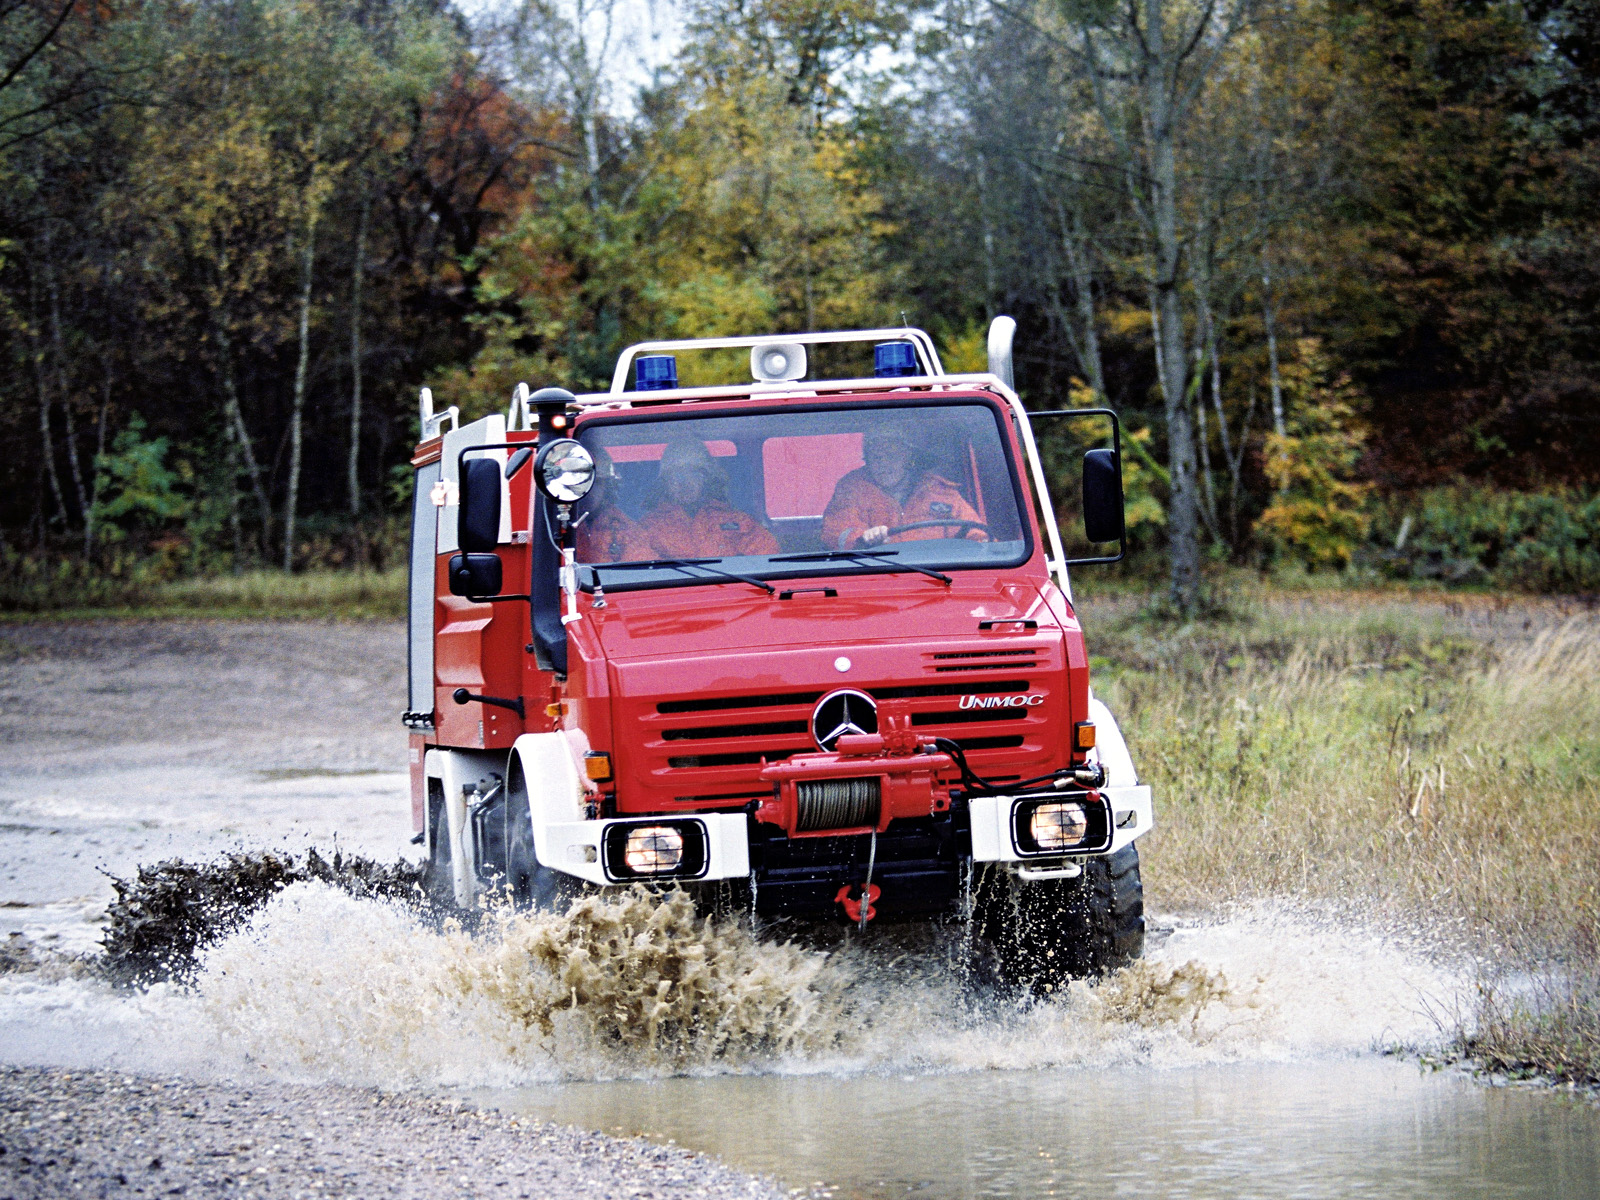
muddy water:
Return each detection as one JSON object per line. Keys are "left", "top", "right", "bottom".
{"left": 481, "top": 1062, "right": 1600, "bottom": 1199}
{"left": 2, "top": 882, "right": 1597, "bottom": 1197}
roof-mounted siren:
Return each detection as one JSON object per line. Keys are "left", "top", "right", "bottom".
{"left": 987, "top": 316, "right": 1017, "bottom": 390}
{"left": 874, "top": 341, "right": 918, "bottom": 378}
{"left": 751, "top": 342, "right": 806, "bottom": 383}
{"left": 636, "top": 355, "right": 678, "bottom": 391}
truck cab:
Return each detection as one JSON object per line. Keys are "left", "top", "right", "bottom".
{"left": 405, "top": 322, "right": 1152, "bottom": 988}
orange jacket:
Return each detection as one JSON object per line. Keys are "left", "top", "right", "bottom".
{"left": 575, "top": 505, "right": 653, "bottom": 563}
{"left": 821, "top": 470, "right": 983, "bottom": 550}
{"left": 640, "top": 501, "right": 780, "bottom": 559}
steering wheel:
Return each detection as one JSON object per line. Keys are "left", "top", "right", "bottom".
{"left": 880, "top": 519, "right": 992, "bottom": 540}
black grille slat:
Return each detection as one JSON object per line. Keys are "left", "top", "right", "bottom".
{"left": 871, "top": 679, "right": 1029, "bottom": 700}
{"left": 949, "top": 735, "right": 1025, "bottom": 750}
{"left": 662, "top": 720, "right": 808, "bottom": 742}
{"left": 796, "top": 777, "right": 882, "bottom": 831}
{"left": 929, "top": 649, "right": 1036, "bottom": 660}
{"left": 933, "top": 661, "right": 1039, "bottom": 672}
{"left": 658, "top": 692, "right": 823, "bottom": 715}
{"left": 668, "top": 749, "right": 801, "bottom": 769}
{"left": 912, "top": 708, "right": 1031, "bottom": 726}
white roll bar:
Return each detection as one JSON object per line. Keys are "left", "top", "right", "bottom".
{"left": 608, "top": 327, "right": 944, "bottom": 394}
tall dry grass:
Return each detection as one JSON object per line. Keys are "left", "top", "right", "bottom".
{"left": 1088, "top": 595, "right": 1600, "bottom": 1082}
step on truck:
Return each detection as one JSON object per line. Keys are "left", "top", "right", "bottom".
{"left": 405, "top": 320, "right": 1152, "bottom": 990}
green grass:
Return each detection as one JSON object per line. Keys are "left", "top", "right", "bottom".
{"left": 1080, "top": 586, "right": 1600, "bottom": 1085}
{"left": 0, "top": 567, "right": 407, "bottom": 622}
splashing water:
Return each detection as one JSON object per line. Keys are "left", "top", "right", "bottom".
{"left": 0, "top": 879, "right": 1464, "bottom": 1089}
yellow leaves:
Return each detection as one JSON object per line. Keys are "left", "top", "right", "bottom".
{"left": 1104, "top": 305, "right": 1152, "bottom": 338}
{"left": 940, "top": 321, "right": 988, "bottom": 373}
{"left": 1255, "top": 339, "right": 1373, "bottom": 569}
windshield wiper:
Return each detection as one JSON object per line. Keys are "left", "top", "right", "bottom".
{"left": 591, "top": 557, "right": 775, "bottom": 595}
{"left": 769, "top": 549, "right": 953, "bottom": 586}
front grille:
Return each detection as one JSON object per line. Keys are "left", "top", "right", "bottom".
{"left": 796, "top": 777, "right": 881, "bottom": 831}
{"left": 624, "top": 640, "right": 1064, "bottom": 813}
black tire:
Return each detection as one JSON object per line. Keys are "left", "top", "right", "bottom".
{"left": 504, "top": 755, "right": 584, "bottom": 913}
{"left": 974, "top": 844, "right": 1145, "bottom": 994}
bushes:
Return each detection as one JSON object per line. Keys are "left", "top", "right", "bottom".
{"left": 1365, "top": 486, "right": 1600, "bottom": 593}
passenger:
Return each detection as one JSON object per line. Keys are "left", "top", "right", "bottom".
{"left": 821, "top": 421, "right": 984, "bottom": 550}
{"left": 574, "top": 447, "right": 652, "bottom": 563}
{"left": 640, "top": 438, "right": 779, "bottom": 559}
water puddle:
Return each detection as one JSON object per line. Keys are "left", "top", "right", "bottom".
{"left": 0, "top": 878, "right": 1593, "bottom": 1197}
{"left": 479, "top": 1061, "right": 1600, "bottom": 1198}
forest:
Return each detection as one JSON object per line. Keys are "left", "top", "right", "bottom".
{"left": 1, "top": 0, "right": 1597, "bottom": 612}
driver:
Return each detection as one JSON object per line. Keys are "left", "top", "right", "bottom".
{"left": 640, "top": 438, "right": 779, "bottom": 558}
{"left": 574, "top": 446, "right": 651, "bottom": 563}
{"left": 821, "top": 420, "right": 983, "bottom": 550}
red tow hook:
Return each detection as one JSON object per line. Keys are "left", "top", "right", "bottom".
{"left": 835, "top": 883, "right": 880, "bottom": 924}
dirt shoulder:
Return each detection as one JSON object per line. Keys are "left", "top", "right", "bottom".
{"left": 0, "top": 1065, "right": 788, "bottom": 1199}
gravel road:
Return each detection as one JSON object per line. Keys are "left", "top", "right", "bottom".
{"left": 0, "top": 1065, "right": 787, "bottom": 1199}
{"left": 0, "top": 620, "right": 790, "bottom": 1199}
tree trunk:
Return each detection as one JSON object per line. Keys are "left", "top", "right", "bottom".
{"left": 46, "top": 262, "right": 90, "bottom": 534}
{"left": 216, "top": 320, "right": 272, "bottom": 544}
{"left": 1050, "top": 189, "right": 1107, "bottom": 398}
{"left": 283, "top": 212, "right": 318, "bottom": 573}
{"left": 29, "top": 272, "right": 67, "bottom": 526}
{"left": 976, "top": 149, "right": 997, "bottom": 322}
{"left": 86, "top": 370, "right": 110, "bottom": 558}
{"left": 1262, "top": 243, "right": 1285, "bottom": 439}
{"left": 348, "top": 192, "right": 369, "bottom": 516}
{"left": 1143, "top": 0, "right": 1202, "bottom": 614}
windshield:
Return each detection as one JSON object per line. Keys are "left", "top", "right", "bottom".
{"left": 572, "top": 399, "right": 1030, "bottom": 588}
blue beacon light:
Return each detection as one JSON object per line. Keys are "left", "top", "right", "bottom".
{"left": 874, "top": 341, "right": 919, "bottom": 378}
{"left": 636, "top": 355, "right": 678, "bottom": 391}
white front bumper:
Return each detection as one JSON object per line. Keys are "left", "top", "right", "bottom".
{"left": 968, "top": 784, "right": 1153, "bottom": 862}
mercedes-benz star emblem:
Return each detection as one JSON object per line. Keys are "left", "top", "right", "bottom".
{"left": 811, "top": 688, "right": 879, "bottom": 751}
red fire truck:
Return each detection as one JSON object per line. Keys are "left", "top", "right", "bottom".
{"left": 404, "top": 320, "right": 1151, "bottom": 988}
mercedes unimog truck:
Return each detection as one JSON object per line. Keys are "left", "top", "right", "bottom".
{"left": 404, "top": 319, "right": 1151, "bottom": 989}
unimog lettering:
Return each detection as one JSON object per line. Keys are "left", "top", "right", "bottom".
{"left": 959, "top": 694, "right": 1045, "bottom": 709}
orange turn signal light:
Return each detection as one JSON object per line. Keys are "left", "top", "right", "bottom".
{"left": 584, "top": 752, "right": 613, "bottom": 782}
{"left": 1074, "top": 721, "right": 1097, "bottom": 751}
{"left": 546, "top": 701, "right": 568, "bottom": 719}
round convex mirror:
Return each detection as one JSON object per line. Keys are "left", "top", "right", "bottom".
{"left": 533, "top": 438, "right": 595, "bottom": 502}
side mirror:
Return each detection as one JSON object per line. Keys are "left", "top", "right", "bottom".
{"left": 458, "top": 456, "right": 502, "bottom": 553}
{"left": 1082, "top": 448, "right": 1125, "bottom": 544}
{"left": 448, "top": 552, "right": 503, "bottom": 598}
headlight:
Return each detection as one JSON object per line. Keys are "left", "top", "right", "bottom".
{"left": 602, "top": 819, "right": 709, "bottom": 880}
{"left": 1028, "top": 801, "right": 1089, "bottom": 852}
{"left": 533, "top": 438, "right": 595, "bottom": 502}
{"left": 623, "top": 825, "right": 684, "bottom": 874}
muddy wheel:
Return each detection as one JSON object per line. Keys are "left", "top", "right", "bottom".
{"left": 504, "top": 756, "right": 583, "bottom": 913}
{"left": 975, "top": 845, "right": 1145, "bottom": 994}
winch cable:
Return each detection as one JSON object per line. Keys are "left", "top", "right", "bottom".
{"left": 858, "top": 828, "right": 877, "bottom": 933}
